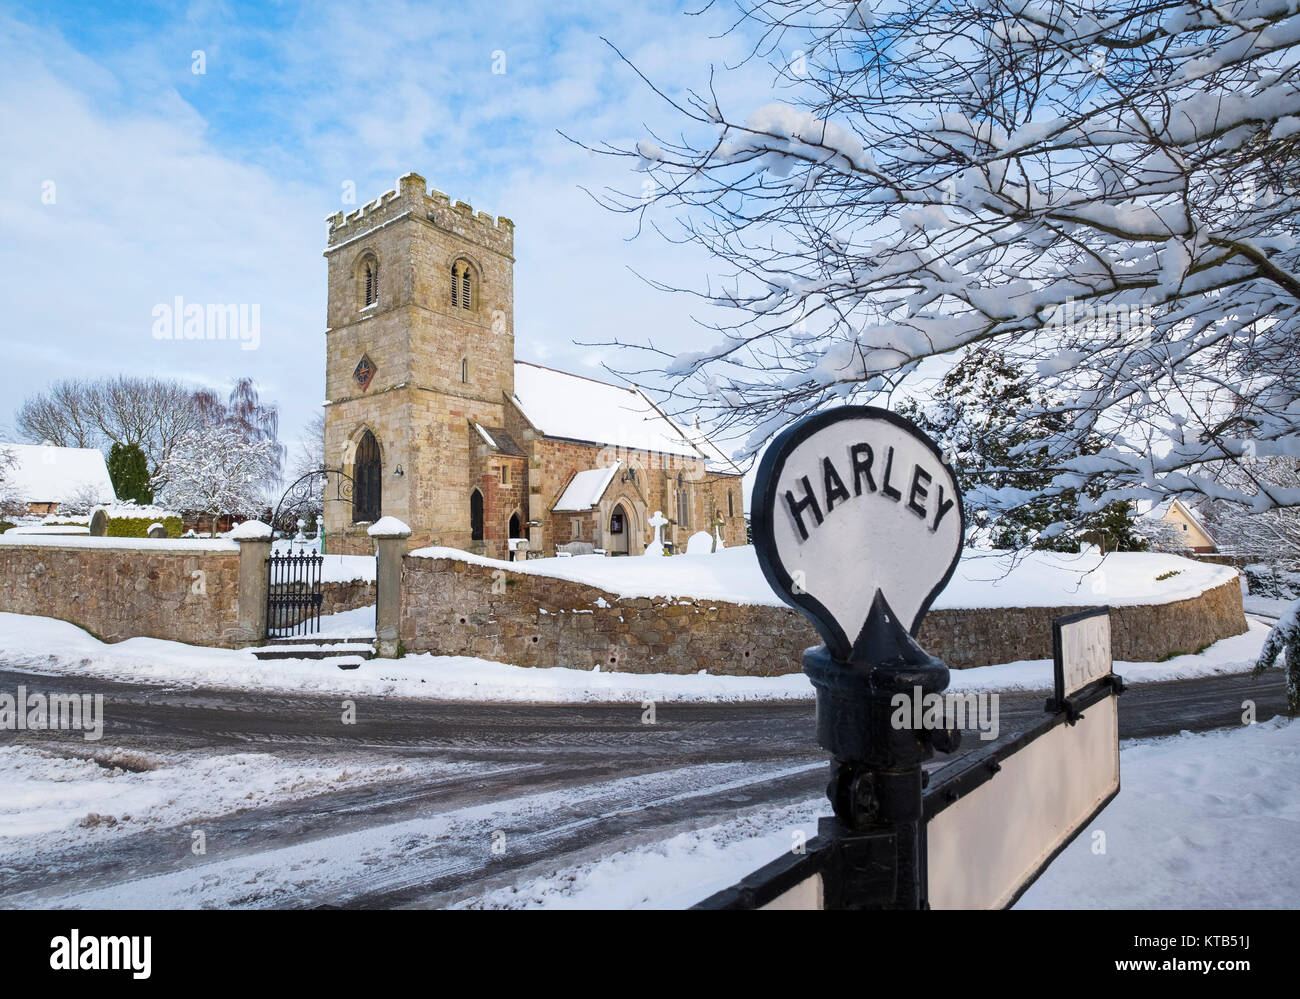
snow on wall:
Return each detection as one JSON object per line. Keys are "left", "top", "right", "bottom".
{"left": 408, "top": 544, "right": 1238, "bottom": 610}
{"left": 400, "top": 547, "right": 1247, "bottom": 673}
{"left": 0, "top": 535, "right": 238, "bottom": 552}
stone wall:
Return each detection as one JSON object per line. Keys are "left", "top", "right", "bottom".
{"left": 0, "top": 541, "right": 242, "bottom": 647}
{"left": 916, "top": 578, "right": 1247, "bottom": 667}
{"left": 400, "top": 556, "right": 1248, "bottom": 674}
{"left": 321, "top": 578, "right": 375, "bottom": 617}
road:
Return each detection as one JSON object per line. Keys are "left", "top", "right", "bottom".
{"left": 0, "top": 661, "right": 1287, "bottom": 908}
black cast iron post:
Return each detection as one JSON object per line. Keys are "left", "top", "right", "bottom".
{"left": 750, "top": 405, "right": 966, "bottom": 911}
{"left": 804, "top": 593, "right": 958, "bottom": 909}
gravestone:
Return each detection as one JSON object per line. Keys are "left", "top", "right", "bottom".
{"left": 644, "top": 510, "right": 668, "bottom": 557}
{"left": 685, "top": 531, "right": 714, "bottom": 555}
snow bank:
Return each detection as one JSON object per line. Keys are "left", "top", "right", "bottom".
{"left": 409, "top": 544, "right": 1236, "bottom": 610}
{"left": 0, "top": 612, "right": 1266, "bottom": 703}
{"left": 3, "top": 525, "right": 90, "bottom": 536}
{"left": 0, "top": 534, "right": 237, "bottom": 552}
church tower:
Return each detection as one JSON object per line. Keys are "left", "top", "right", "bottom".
{"left": 322, "top": 173, "right": 516, "bottom": 553}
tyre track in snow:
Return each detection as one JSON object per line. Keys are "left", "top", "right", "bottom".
{"left": 0, "top": 661, "right": 1287, "bottom": 907}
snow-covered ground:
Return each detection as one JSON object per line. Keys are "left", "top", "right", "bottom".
{"left": 313, "top": 605, "right": 375, "bottom": 638}
{"left": 461, "top": 798, "right": 827, "bottom": 910}
{"left": 1244, "top": 594, "right": 1296, "bottom": 620}
{"left": 462, "top": 718, "right": 1300, "bottom": 909}
{"left": 0, "top": 613, "right": 1272, "bottom": 703}
{"left": 0, "top": 744, "right": 471, "bottom": 860}
{"left": 6, "top": 760, "right": 823, "bottom": 909}
{"left": 411, "top": 544, "right": 1236, "bottom": 610}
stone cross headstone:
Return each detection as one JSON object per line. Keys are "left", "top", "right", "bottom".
{"left": 645, "top": 509, "right": 668, "bottom": 557}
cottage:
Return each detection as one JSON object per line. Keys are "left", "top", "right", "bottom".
{"left": 0, "top": 443, "right": 115, "bottom": 516}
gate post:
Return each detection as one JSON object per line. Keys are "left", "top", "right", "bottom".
{"left": 369, "top": 518, "right": 411, "bottom": 658}
{"left": 232, "top": 520, "right": 273, "bottom": 648}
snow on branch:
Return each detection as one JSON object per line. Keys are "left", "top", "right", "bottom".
{"left": 587, "top": 0, "right": 1300, "bottom": 515}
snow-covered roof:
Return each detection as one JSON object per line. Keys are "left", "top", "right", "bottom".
{"left": 553, "top": 464, "right": 621, "bottom": 512}
{"left": 512, "top": 362, "right": 737, "bottom": 471}
{"left": 1, "top": 444, "right": 115, "bottom": 506}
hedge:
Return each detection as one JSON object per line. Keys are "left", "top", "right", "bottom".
{"left": 104, "top": 514, "right": 184, "bottom": 538}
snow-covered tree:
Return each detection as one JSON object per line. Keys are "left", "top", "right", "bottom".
{"left": 15, "top": 376, "right": 284, "bottom": 493}
{"left": 0, "top": 444, "right": 20, "bottom": 520}
{"left": 59, "top": 482, "right": 112, "bottom": 517}
{"left": 16, "top": 376, "right": 212, "bottom": 485}
{"left": 1255, "top": 598, "right": 1300, "bottom": 717}
{"left": 596, "top": 0, "right": 1300, "bottom": 525}
{"left": 1203, "top": 456, "right": 1300, "bottom": 565}
{"left": 1137, "top": 511, "right": 1196, "bottom": 554}
{"left": 897, "top": 347, "right": 1144, "bottom": 549}
{"left": 289, "top": 411, "right": 326, "bottom": 483}
{"left": 219, "top": 377, "right": 285, "bottom": 483}
{"left": 153, "top": 425, "right": 279, "bottom": 536}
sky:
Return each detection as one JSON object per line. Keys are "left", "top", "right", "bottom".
{"left": 0, "top": 0, "right": 783, "bottom": 465}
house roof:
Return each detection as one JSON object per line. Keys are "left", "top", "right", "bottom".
{"left": 2, "top": 444, "right": 115, "bottom": 506}
{"left": 1139, "top": 496, "right": 1217, "bottom": 545}
{"left": 511, "top": 362, "right": 741, "bottom": 474}
{"left": 552, "top": 464, "right": 621, "bottom": 512}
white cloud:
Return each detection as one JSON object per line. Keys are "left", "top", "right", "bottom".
{"left": 2, "top": 1, "right": 774, "bottom": 457}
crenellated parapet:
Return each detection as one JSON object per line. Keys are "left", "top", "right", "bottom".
{"left": 325, "top": 172, "right": 514, "bottom": 258}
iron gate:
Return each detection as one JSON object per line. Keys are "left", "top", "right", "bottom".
{"left": 266, "top": 549, "right": 325, "bottom": 637}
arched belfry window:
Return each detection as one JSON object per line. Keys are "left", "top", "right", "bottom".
{"left": 470, "top": 489, "right": 485, "bottom": 541}
{"left": 451, "top": 259, "right": 474, "bottom": 311}
{"left": 352, "top": 430, "right": 381, "bottom": 523}
{"left": 360, "top": 254, "right": 380, "bottom": 308}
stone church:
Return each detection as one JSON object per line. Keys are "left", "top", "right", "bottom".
{"left": 322, "top": 173, "right": 746, "bottom": 558}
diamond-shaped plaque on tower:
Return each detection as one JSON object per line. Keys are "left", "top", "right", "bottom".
{"left": 353, "top": 354, "right": 376, "bottom": 392}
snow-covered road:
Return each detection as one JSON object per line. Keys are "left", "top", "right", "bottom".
{"left": 0, "top": 655, "right": 1289, "bottom": 908}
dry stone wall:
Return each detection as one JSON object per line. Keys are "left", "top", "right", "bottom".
{"left": 0, "top": 542, "right": 242, "bottom": 646}
{"left": 400, "top": 556, "right": 1248, "bottom": 674}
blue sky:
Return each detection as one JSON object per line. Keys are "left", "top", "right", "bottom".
{"left": 0, "top": 1, "right": 775, "bottom": 456}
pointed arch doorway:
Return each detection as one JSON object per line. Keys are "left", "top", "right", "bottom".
{"left": 608, "top": 503, "right": 630, "bottom": 555}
